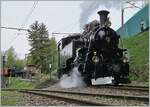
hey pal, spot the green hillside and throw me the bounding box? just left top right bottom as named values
left=121, top=30, right=149, bottom=82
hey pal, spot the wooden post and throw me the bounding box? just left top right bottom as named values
left=49, top=64, right=52, bottom=80
left=2, top=55, right=6, bottom=88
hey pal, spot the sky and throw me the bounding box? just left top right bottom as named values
left=1, top=0, right=145, bottom=59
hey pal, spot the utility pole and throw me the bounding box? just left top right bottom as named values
left=121, top=1, right=142, bottom=26
left=25, top=54, right=27, bottom=66
left=2, top=55, right=6, bottom=88
left=2, top=55, right=6, bottom=75
left=49, top=64, right=52, bottom=80
left=121, top=8, right=124, bottom=26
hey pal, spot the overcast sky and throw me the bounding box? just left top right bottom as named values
left=1, top=0, right=144, bottom=59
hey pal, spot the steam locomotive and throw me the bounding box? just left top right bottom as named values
left=57, top=10, right=130, bottom=85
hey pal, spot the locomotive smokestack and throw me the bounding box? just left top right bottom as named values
left=97, top=10, right=109, bottom=27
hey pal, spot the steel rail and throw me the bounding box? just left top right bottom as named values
left=91, top=85, right=149, bottom=91
left=19, top=90, right=112, bottom=106
left=43, top=90, right=149, bottom=101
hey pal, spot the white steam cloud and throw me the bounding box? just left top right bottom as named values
left=59, top=67, right=86, bottom=88
left=79, top=0, right=134, bottom=30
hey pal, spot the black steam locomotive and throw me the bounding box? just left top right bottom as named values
left=57, top=10, right=130, bottom=85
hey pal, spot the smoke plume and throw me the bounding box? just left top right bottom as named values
left=59, top=67, right=86, bottom=88
left=79, top=0, right=130, bottom=30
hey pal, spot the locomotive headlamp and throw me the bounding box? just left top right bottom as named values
left=123, top=59, right=128, bottom=63
left=93, top=51, right=97, bottom=55
left=92, top=56, right=99, bottom=63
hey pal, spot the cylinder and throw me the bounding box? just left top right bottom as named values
left=97, top=10, right=110, bottom=27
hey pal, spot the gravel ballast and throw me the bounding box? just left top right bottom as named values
left=46, top=84, right=149, bottom=96
left=17, top=93, right=82, bottom=106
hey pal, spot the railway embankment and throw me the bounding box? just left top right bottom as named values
left=121, top=30, right=149, bottom=83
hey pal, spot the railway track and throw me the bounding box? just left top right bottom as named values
left=91, top=85, right=149, bottom=91
left=2, top=88, right=149, bottom=106
left=20, top=90, right=111, bottom=106
left=1, top=88, right=111, bottom=106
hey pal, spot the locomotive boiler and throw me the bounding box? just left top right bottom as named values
left=57, top=10, right=130, bottom=85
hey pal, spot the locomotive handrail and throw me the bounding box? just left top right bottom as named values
left=119, top=35, right=124, bottom=50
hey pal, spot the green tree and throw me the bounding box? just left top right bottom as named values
left=49, top=37, right=58, bottom=71
left=5, top=46, right=26, bottom=70
left=15, top=59, right=25, bottom=70
left=27, top=21, right=50, bottom=73
left=5, top=47, right=16, bottom=68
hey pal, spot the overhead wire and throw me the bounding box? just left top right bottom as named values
left=21, top=1, right=38, bottom=28
left=6, top=1, right=38, bottom=50
left=53, top=2, right=100, bottom=39
left=52, top=21, right=80, bottom=39
left=0, top=26, right=28, bottom=31
left=52, top=2, right=85, bottom=36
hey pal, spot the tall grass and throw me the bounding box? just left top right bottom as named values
left=121, top=31, right=149, bottom=82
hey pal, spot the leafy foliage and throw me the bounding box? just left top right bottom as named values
left=15, top=59, right=26, bottom=69
left=4, top=46, right=25, bottom=70
left=5, top=47, right=16, bottom=68
left=49, top=37, right=58, bottom=71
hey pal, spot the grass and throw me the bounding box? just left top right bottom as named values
left=3, top=70, right=58, bottom=89
left=34, top=71, right=58, bottom=88
left=1, top=77, right=36, bottom=106
left=4, top=70, right=58, bottom=89
left=1, top=73, right=57, bottom=106
left=6, top=77, right=35, bottom=89
left=120, top=30, right=149, bottom=82
left=1, top=91, right=22, bottom=106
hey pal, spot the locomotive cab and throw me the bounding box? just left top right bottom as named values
left=57, top=34, right=84, bottom=78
